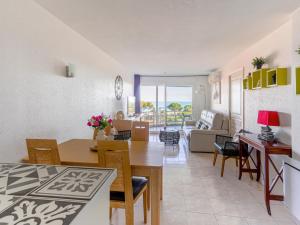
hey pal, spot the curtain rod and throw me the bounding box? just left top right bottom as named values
left=140, top=74, right=209, bottom=78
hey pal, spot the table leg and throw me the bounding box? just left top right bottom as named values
left=151, top=168, right=160, bottom=225
left=239, top=141, right=243, bottom=180
left=256, top=150, right=261, bottom=182
left=159, top=167, right=163, bottom=200
left=264, top=152, right=271, bottom=215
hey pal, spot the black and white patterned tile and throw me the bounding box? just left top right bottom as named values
left=0, top=164, right=18, bottom=176
left=0, top=164, right=65, bottom=196
left=30, top=168, right=113, bottom=200
left=0, top=197, right=85, bottom=225
left=0, top=195, right=20, bottom=214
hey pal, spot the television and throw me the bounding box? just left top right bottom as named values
left=127, top=96, right=136, bottom=116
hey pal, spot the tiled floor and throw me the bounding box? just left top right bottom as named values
left=110, top=135, right=300, bottom=225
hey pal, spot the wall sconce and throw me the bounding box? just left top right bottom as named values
left=66, top=64, right=75, bottom=77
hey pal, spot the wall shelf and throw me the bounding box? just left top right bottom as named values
left=296, top=67, right=300, bottom=95
left=243, top=76, right=252, bottom=90
left=252, top=69, right=269, bottom=89
left=243, top=68, right=288, bottom=91
left=266, top=68, right=287, bottom=87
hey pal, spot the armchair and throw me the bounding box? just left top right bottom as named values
left=213, top=133, right=253, bottom=178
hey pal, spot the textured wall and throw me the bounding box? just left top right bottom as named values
left=291, top=9, right=300, bottom=159
left=0, top=0, right=132, bottom=161
left=211, top=21, right=293, bottom=144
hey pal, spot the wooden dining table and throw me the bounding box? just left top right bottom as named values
left=24, top=139, right=164, bottom=225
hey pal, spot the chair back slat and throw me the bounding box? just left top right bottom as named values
left=131, top=121, right=149, bottom=141
left=113, top=119, right=132, bottom=132
left=26, top=139, right=61, bottom=165
left=98, top=141, right=132, bottom=195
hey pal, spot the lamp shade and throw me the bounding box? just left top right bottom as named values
left=257, top=110, right=280, bottom=126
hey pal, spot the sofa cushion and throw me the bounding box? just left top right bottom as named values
left=200, top=110, right=224, bottom=130
left=200, top=124, right=209, bottom=130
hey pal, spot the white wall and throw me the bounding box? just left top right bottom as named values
left=291, top=8, right=300, bottom=160
left=0, top=0, right=132, bottom=162
left=212, top=21, right=293, bottom=144
left=140, top=76, right=210, bottom=120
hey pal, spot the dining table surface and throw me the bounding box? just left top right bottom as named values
left=57, top=139, right=164, bottom=168
left=23, top=139, right=165, bottom=225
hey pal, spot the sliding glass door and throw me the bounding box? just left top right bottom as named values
left=140, top=85, right=192, bottom=128
left=166, top=86, right=192, bottom=126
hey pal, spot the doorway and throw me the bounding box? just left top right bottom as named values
left=229, top=69, right=244, bottom=135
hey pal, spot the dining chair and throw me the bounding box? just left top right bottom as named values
left=115, top=111, right=125, bottom=120
left=26, top=139, right=61, bottom=165
left=97, top=140, right=148, bottom=225
left=131, top=121, right=149, bottom=141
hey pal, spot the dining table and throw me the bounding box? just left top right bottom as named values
left=23, top=139, right=164, bottom=225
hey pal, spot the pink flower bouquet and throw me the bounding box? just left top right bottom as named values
left=87, top=113, right=113, bottom=130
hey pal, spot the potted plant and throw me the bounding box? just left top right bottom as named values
left=296, top=47, right=300, bottom=55
left=87, top=113, right=113, bottom=140
left=252, top=57, right=266, bottom=70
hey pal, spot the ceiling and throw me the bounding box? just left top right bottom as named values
left=34, top=0, right=300, bottom=75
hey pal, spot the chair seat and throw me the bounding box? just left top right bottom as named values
left=110, top=177, right=148, bottom=201
left=214, top=143, right=239, bottom=156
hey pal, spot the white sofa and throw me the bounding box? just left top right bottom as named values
left=184, top=110, right=229, bottom=152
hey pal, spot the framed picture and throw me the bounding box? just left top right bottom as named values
left=212, top=81, right=221, bottom=104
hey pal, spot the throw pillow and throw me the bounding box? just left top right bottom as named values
left=200, top=124, right=208, bottom=130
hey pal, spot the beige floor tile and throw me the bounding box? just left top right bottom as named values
left=246, top=218, right=278, bottom=225
left=185, top=197, right=214, bottom=213
left=215, top=215, right=248, bottom=225
left=161, top=211, right=188, bottom=225
left=110, top=137, right=296, bottom=225
left=186, top=212, right=218, bottom=225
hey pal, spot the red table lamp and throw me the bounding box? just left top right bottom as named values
left=257, top=110, right=280, bottom=141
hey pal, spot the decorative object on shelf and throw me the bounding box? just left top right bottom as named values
left=66, top=63, right=75, bottom=77
left=296, top=47, right=300, bottom=55
left=252, top=69, right=269, bottom=89
left=87, top=114, right=113, bottom=140
left=271, top=73, right=276, bottom=84
left=208, top=71, right=221, bottom=104
left=115, top=75, right=123, bottom=100
left=252, top=57, right=266, bottom=70
left=257, top=110, right=280, bottom=141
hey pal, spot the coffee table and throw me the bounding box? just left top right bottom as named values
left=159, top=129, right=180, bottom=146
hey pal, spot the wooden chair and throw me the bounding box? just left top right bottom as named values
left=131, top=121, right=149, bottom=141
left=112, top=119, right=132, bottom=133
left=98, top=140, right=148, bottom=225
left=115, top=111, right=125, bottom=120
left=26, top=139, right=61, bottom=165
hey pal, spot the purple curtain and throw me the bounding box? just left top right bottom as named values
left=134, top=74, right=141, bottom=114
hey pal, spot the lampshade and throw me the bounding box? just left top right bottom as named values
left=257, top=110, right=280, bottom=126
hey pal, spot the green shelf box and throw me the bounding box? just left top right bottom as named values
left=296, top=67, right=300, bottom=95
left=267, top=68, right=288, bottom=87
left=252, top=69, right=269, bottom=89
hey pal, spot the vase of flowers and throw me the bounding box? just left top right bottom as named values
left=87, top=114, right=113, bottom=140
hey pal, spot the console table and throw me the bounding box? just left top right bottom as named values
left=238, top=133, right=292, bottom=215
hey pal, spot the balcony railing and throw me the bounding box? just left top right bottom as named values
left=141, top=110, right=192, bottom=127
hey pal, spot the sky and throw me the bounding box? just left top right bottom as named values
left=140, top=86, right=192, bottom=102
